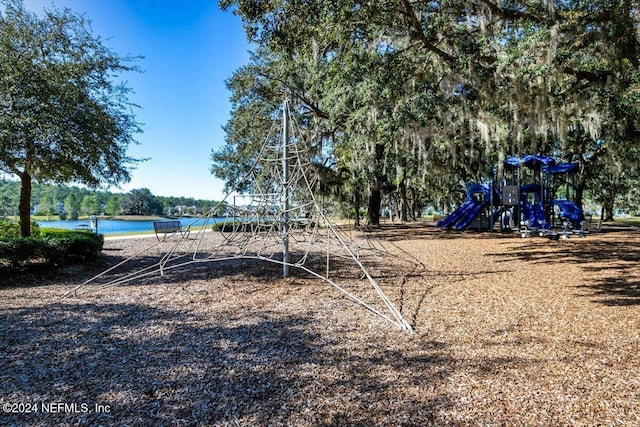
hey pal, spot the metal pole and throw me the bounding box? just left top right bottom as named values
left=489, top=179, right=493, bottom=231
left=90, top=215, right=98, bottom=234
left=282, top=98, right=290, bottom=277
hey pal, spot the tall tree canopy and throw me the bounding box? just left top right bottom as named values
left=215, top=0, right=640, bottom=223
left=0, top=0, right=142, bottom=236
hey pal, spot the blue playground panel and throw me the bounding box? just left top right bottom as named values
left=553, top=199, right=584, bottom=226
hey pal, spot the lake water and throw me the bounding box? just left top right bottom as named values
left=36, top=217, right=222, bottom=236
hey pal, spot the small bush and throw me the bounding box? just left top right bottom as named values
left=0, top=220, right=40, bottom=238
left=0, top=240, right=11, bottom=260
left=211, top=221, right=237, bottom=232
left=39, top=228, right=91, bottom=238
left=30, top=221, right=40, bottom=236
left=39, top=238, right=67, bottom=264
left=64, top=233, right=104, bottom=261
left=0, top=237, right=40, bottom=267
left=14, top=237, right=41, bottom=265
left=211, top=221, right=254, bottom=232
left=0, top=221, right=20, bottom=238
left=0, top=231, right=103, bottom=267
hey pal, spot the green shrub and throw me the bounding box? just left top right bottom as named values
left=64, top=233, right=104, bottom=261
left=42, top=233, right=104, bottom=263
left=0, top=231, right=103, bottom=267
left=0, top=240, right=11, bottom=261
left=211, top=221, right=251, bottom=232
left=14, top=237, right=41, bottom=265
left=39, top=238, right=67, bottom=264
left=0, top=221, right=40, bottom=238
left=0, top=221, right=20, bottom=238
left=0, top=237, right=40, bottom=267
left=39, top=228, right=91, bottom=238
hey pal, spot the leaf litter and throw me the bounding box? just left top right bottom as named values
left=1, top=225, right=639, bottom=426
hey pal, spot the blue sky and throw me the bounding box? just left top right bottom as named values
left=24, top=0, right=251, bottom=201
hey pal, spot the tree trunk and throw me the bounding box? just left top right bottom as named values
left=367, top=142, right=385, bottom=226
left=574, top=182, right=584, bottom=213
left=409, top=186, right=418, bottom=220
left=368, top=188, right=381, bottom=226
left=573, top=156, right=588, bottom=215
left=18, top=172, right=32, bottom=237
left=394, top=141, right=408, bottom=222
left=398, top=180, right=408, bottom=222
left=601, top=201, right=615, bottom=222
left=354, top=190, right=361, bottom=227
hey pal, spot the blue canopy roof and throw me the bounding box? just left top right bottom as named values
left=505, top=155, right=556, bottom=169
left=543, top=162, right=579, bottom=174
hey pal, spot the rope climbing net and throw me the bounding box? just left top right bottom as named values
left=66, top=100, right=418, bottom=333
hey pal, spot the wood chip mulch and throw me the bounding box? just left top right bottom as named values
left=1, top=224, right=639, bottom=426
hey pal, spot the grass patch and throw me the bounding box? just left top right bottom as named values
left=609, top=216, right=640, bottom=226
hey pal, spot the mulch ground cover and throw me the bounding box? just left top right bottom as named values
left=1, top=224, right=639, bottom=426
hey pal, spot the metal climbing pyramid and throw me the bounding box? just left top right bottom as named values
left=68, top=100, right=414, bottom=333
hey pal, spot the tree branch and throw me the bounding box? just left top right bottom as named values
left=562, top=67, right=610, bottom=84
left=398, top=0, right=456, bottom=66
left=256, top=70, right=331, bottom=119
left=295, top=91, right=330, bottom=119
left=479, top=0, right=547, bottom=24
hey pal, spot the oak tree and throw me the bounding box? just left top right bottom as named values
left=0, top=0, right=142, bottom=236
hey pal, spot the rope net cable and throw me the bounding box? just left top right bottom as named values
left=65, top=101, right=417, bottom=333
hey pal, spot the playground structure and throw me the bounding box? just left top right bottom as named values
left=66, top=99, right=418, bottom=333
left=437, top=155, right=591, bottom=238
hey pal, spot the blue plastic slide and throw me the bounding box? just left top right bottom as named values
left=436, top=200, right=474, bottom=228
left=437, top=200, right=485, bottom=229
left=454, top=201, right=485, bottom=230
left=553, top=200, right=584, bottom=227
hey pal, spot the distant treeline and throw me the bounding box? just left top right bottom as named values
left=0, top=179, right=223, bottom=219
